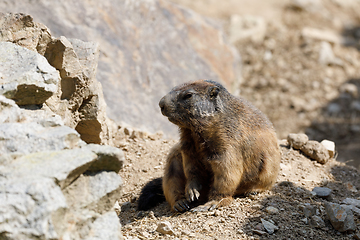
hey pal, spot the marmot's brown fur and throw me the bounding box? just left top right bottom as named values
left=138, top=80, right=281, bottom=212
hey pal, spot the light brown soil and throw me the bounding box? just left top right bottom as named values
left=117, top=135, right=360, bottom=239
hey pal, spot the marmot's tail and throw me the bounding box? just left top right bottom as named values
left=137, top=177, right=165, bottom=211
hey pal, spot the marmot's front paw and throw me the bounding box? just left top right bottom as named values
left=173, top=199, right=191, bottom=212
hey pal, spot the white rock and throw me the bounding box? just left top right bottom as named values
left=340, top=83, right=358, bottom=98
left=229, top=15, right=266, bottom=44
left=320, top=140, right=335, bottom=158
left=156, top=221, right=175, bottom=235
left=302, top=27, right=343, bottom=44
left=261, top=218, right=278, bottom=234
left=318, top=41, right=343, bottom=66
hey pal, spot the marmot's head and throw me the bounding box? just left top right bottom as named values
left=159, top=80, right=228, bottom=129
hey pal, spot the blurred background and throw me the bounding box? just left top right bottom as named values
left=171, top=0, right=360, bottom=168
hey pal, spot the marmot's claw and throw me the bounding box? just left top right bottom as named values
left=173, top=199, right=190, bottom=212
left=186, top=188, right=200, bottom=202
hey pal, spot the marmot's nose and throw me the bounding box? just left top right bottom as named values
left=159, top=97, right=166, bottom=115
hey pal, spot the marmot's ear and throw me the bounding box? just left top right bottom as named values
left=209, top=86, right=220, bottom=98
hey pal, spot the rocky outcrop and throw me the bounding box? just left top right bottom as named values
left=0, top=14, right=124, bottom=239
left=1, top=13, right=115, bottom=144
left=0, top=97, right=124, bottom=240
left=0, top=0, right=241, bottom=137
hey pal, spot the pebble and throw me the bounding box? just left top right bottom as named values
left=301, top=218, right=308, bottom=224
left=261, top=218, right=279, bottom=234
left=342, top=198, right=360, bottom=208
left=324, top=202, right=356, bottom=232
left=300, top=204, right=317, bottom=217
left=320, top=139, right=335, bottom=158
left=287, top=133, right=308, bottom=150
left=309, top=215, right=326, bottom=229
left=301, top=27, right=343, bottom=44
left=265, top=206, right=279, bottom=214
left=253, top=229, right=267, bottom=235
left=318, top=41, right=343, bottom=66
left=311, top=187, right=332, bottom=198
left=340, top=83, right=358, bottom=98
left=156, top=221, right=175, bottom=235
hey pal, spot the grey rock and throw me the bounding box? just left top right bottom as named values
left=324, top=202, right=356, bottom=232
left=301, top=203, right=317, bottom=217
left=342, top=198, right=360, bottom=208
left=85, top=211, right=123, bottom=240
left=1, top=148, right=97, bottom=189
left=312, top=187, right=332, bottom=198
left=265, top=206, right=279, bottom=214
left=0, top=0, right=241, bottom=138
left=0, top=42, right=60, bottom=105
left=0, top=177, right=67, bottom=240
left=261, top=218, right=279, bottom=234
left=84, top=144, right=125, bottom=173
left=0, top=122, right=85, bottom=156
left=287, top=133, right=309, bottom=150
left=63, top=171, right=122, bottom=213
left=301, top=140, right=330, bottom=164
left=253, top=229, right=267, bottom=235
left=0, top=95, right=23, bottom=123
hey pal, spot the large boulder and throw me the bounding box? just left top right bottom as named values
left=0, top=0, right=241, bottom=137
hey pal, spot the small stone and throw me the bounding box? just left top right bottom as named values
left=301, top=140, right=330, bottom=164
left=302, top=204, right=317, bottom=217
left=156, top=221, right=175, bottom=235
left=309, top=215, right=325, bottom=229
left=253, top=229, right=267, bottom=235
left=148, top=211, right=156, bottom=220
left=342, top=198, right=360, bottom=208
left=301, top=27, right=343, bottom=44
left=340, top=83, right=358, bottom=98
left=318, top=41, right=343, bottom=66
left=287, top=133, right=308, bottom=150
left=265, top=206, right=279, bottom=214
left=324, top=202, right=356, bottom=232
left=320, top=140, right=335, bottom=158
left=312, top=187, right=332, bottom=198
left=261, top=218, right=278, bottom=234
left=301, top=218, right=308, bottom=224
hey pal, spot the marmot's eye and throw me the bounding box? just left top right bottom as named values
left=182, top=93, right=192, bottom=100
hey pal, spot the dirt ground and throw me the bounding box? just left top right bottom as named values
left=117, top=135, right=360, bottom=239
left=115, top=0, right=360, bottom=239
